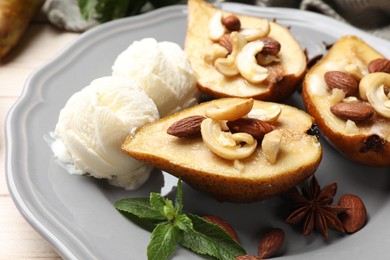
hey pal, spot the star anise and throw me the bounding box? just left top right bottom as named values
left=285, top=176, right=348, bottom=238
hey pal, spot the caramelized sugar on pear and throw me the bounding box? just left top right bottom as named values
left=302, top=35, right=390, bottom=166
left=123, top=98, right=322, bottom=202
left=185, top=0, right=307, bottom=101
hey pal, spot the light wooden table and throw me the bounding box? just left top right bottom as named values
left=0, top=21, right=80, bottom=259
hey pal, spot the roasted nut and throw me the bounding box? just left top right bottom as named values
left=359, top=72, right=390, bottom=118
left=368, top=58, right=390, bottom=73
left=219, top=34, right=232, bottom=54
left=330, top=102, right=375, bottom=122
left=206, top=98, right=254, bottom=121
left=324, top=71, right=358, bottom=96
left=222, top=15, right=241, bottom=31
left=215, top=31, right=247, bottom=76
left=237, top=40, right=268, bottom=83
left=338, top=194, right=367, bottom=233
left=260, top=37, right=281, bottom=56
left=240, top=19, right=270, bottom=42
left=261, top=130, right=282, bottom=164
left=227, top=118, right=275, bottom=140
left=167, top=115, right=206, bottom=137
left=208, top=11, right=226, bottom=41
left=201, top=118, right=257, bottom=160
left=248, top=105, right=282, bottom=123
left=203, top=215, right=239, bottom=241
left=258, top=228, right=285, bottom=259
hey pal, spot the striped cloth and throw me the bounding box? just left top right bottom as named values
left=43, top=0, right=390, bottom=41
left=254, top=0, right=390, bottom=40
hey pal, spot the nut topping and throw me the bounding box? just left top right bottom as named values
left=359, top=72, right=390, bottom=118
left=259, top=37, right=281, bottom=56
left=337, top=194, right=367, bottom=233
left=324, top=71, right=358, bottom=96
left=368, top=58, right=390, bottom=73
left=237, top=40, right=268, bottom=83
left=206, top=98, right=254, bottom=121
left=222, top=15, right=241, bottom=32
left=167, top=115, right=206, bottom=138
left=330, top=102, right=374, bottom=122
left=201, top=118, right=257, bottom=160
left=227, top=118, right=275, bottom=140
left=219, top=34, right=232, bottom=54
left=261, top=130, right=282, bottom=164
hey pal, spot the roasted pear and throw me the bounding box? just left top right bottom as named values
left=122, top=98, right=322, bottom=203
left=184, top=0, right=307, bottom=101
left=302, top=35, right=390, bottom=167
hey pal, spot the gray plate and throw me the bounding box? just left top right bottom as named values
left=6, top=3, right=390, bottom=260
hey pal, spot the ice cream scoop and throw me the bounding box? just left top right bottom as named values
left=112, top=38, right=199, bottom=117
left=52, top=76, right=159, bottom=189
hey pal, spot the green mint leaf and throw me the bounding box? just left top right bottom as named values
left=174, top=214, right=193, bottom=233
left=147, top=223, right=181, bottom=260
left=174, top=179, right=183, bottom=214
left=164, top=200, right=175, bottom=221
left=150, top=192, right=167, bottom=215
left=78, top=0, right=96, bottom=20
left=180, top=214, right=246, bottom=260
left=94, top=0, right=148, bottom=23
left=114, top=198, right=166, bottom=221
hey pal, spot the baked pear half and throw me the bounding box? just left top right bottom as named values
left=122, top=98, right=322, bottom=202
left=302, top=35, right=390, bottom=167
left=184, top=0, right=307, bottom=101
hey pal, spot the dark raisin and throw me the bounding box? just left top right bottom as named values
left=360, top=135, right=387, bottom=153
left=306, top=124, right=320, bottom=140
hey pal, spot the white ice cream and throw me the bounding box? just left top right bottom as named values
left=52, top=76, right=159, bottom=190
left=112, top=38, right=199, bottom=117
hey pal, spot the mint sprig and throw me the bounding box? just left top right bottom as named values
left=115, top=179, right=246, bottom=260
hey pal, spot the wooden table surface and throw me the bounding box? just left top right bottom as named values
left=0, top=21, right=80, bottom=259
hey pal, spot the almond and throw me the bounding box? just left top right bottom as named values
left=260, top=37, right=281, bottom=56
left=258, top=228, right=285, bottom=259
left=330, top=102, right=374, bottom=122
left=324, top=71, right=358, bottom=96
left=166, top=115, right=206, bottom=138
left=203, top=215, right=239, bottom=242
left=337, top=194, right=367, bottom=233
left=219, top=34, right=232, bottom=54
left=368, top=58, right=390, bottom=73
left=227, top=118, right=276, bottom=140
left=222, top=15, right=241, bottom=31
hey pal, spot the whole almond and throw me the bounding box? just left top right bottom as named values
left=258, top=228, right=285, bottom=259
left=227, top=118, right=276, bottom=140
left=167, top=115, right=206, bottom=138
left=203, top=215, right=239, bottom=242
left=368, top=58, right=390, bottom=73
left=337, top=194, right=367, bottom=233
left=219, top=34, right=233, bottom=54
left=330, top=102, right=374, bottom=122
left=235, top=255, right=259, bottom=260
left=222, top=15, right=241, bottom=31
left=260, top=37, right=281, bottom=56
left=324, top=71, right=358, bottom=96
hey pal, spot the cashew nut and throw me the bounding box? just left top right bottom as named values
left=261, top=130, right=282, bottom=164
left=204, top=43, right=229, bottom=63
left=208, top=11, right=226, bottom=41
left=237, top=40, right=268, bottom=83
left=359, top=72, right=390, bottom=118
left=214, top=32, right=247, bottom=76
left=205, top=98, right=254, bottom=121
left=201, top=118, right=257, bottom=160
left=247, top=105, right=282, bottom=123
left=239, top=19, right=270, bottom=42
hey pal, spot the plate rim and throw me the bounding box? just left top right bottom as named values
left=5, top=3, right=390, bottom=259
